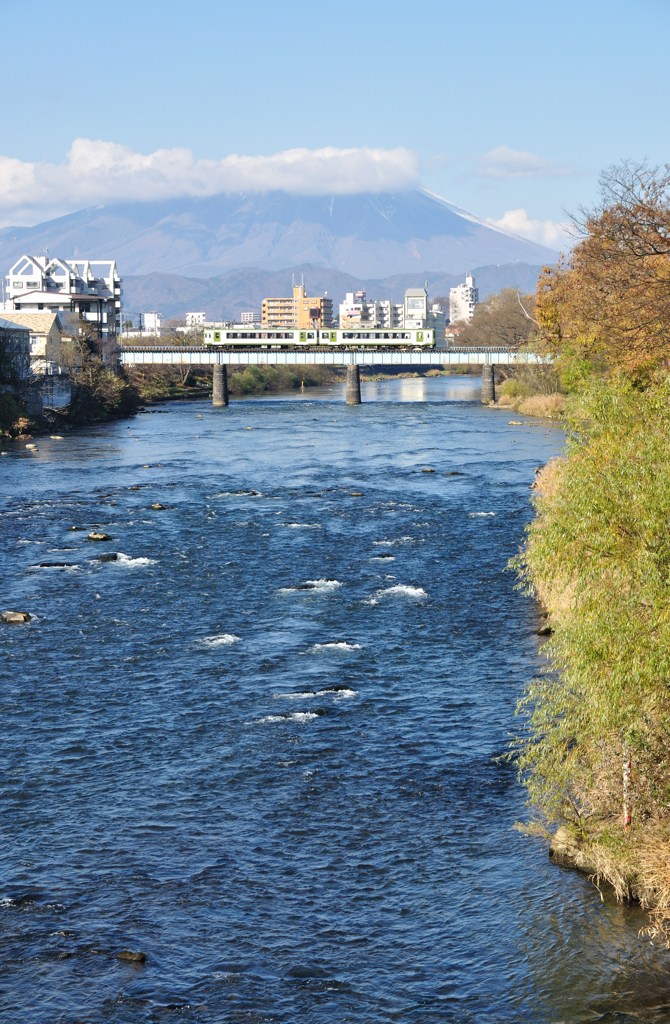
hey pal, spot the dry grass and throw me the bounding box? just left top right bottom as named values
left=636, top=833, right=670, bottom=942
left=517, top=393, right=566, bottom=419
left=532, top=457, right=565, bottom=501
left=493, top=391, right=565, bottom=419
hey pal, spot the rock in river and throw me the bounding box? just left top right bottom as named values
left=116, top=949, right=147, bottom=963
left=2, top=610, right=32, bottom=623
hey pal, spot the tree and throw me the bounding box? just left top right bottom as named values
left=535, top=161, right=670, bottom=384
left=457, top=288, right=537, bottom=349
left=60, top=319, right=139, bottom=417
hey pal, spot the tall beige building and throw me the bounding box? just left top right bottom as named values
left=261, top=283, right=333, bottom=329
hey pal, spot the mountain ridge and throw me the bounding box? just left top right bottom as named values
left=122, top=262, right=547, bottom=321
left=0, top=188, right=556, bottom=281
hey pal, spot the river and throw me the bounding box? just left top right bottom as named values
left=2, top=376, right=670, bottom=1023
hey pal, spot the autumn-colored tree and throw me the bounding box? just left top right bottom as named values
left=535, top=161, right=670, bottom=384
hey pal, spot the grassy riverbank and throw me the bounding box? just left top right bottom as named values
left=515, top=380, right=670, bottom=941
left=512, top=162, right=670, bottom=941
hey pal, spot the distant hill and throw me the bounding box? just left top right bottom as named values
left=0, top=188, right=556, bottom=282
left=122, top=263, right=549, bottom=321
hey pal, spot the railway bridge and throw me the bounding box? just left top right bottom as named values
left=119, top=345, right=550, bottom=406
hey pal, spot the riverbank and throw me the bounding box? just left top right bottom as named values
left=3, top=364, right=467, bottom=439
left=514, top=380, right=670, bottom=943
left=1, top=372, right=142, bottom=440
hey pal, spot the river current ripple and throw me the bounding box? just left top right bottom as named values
left=2, top=377, right=670, bottom=1023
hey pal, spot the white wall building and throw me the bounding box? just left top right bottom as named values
left=338, top=291, right=402, bottom=329
left=404, top=287, right=429, bottom=329
left=240, top=311, right=261, bottom=324
left=185, top=311, right=206, bottom=327
left=3, top=256, right=121, bottom=351
left=375, top=299, right=403, bottom=329
left=449, top=273, right=479, bottom=324
left=140, top=311, right=161, bottom=333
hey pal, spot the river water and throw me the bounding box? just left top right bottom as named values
left=2, top=376, right=670, bottom=1023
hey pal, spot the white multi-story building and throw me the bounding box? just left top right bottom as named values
left=339, top=291, right=374, bottom=327
left=185, top=311, right=206, bottom=328
left=240, top=311, right=261, bottom=324
left=3, top=256, right=121, bottom=353
left=375, top=299, right=403, bottom=329
left=140, top=311, right=161, bottom=334
left=449, top=273, right=479, bottom=324
left=338, top=291, right=402, bottom=329
left=404, top=287, right=430, bottom=329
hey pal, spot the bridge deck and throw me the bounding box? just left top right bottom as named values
left=119, top=346, right=548, bottom=367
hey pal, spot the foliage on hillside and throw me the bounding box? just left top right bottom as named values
left=516, top=162, right=670, bottom=940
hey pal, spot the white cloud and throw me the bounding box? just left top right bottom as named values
left=481, top=146, right=572, bottom=179
left=489, top=208, right=571, bottom=250
left=0, top=141, right=420, bottom=226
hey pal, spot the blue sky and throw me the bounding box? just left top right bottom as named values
left=2, top=0, right=668, bottom=248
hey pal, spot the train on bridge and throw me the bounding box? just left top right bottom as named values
left=203, top=326, right=439, bottom=350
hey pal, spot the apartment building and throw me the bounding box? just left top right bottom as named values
left=449, top=273, right=479, bottom=324
left=262, top=283, right=333, bottom=329
left=339, top=291, right=402, bottom=329
left=140, top=311, right=161, bottom=333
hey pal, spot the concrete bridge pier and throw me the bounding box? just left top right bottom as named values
left=481, top=364, right=496, bottom=404
left=345, top=365, right=362, bottom=405
left=212, top=364, right=229, bottom=407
